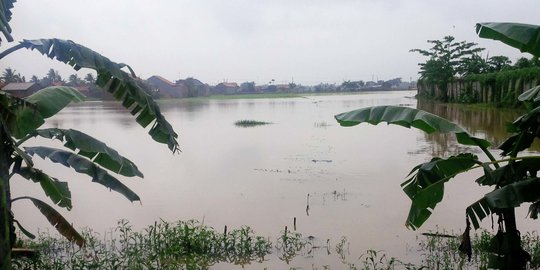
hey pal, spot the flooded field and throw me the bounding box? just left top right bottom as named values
left=11, top=91, right=537, bottom=268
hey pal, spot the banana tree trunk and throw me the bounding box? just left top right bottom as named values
left=0, top=126, right=12, bottom=270
left=497, top=209, right=529, bottom=269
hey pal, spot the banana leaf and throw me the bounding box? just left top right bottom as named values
left=16, top=167, right=72, bottom=210
left=0, top=0, right=15, bottom=43
left=7, top=86, right=85, bottom=138
left=476, top=22, right=540, bottom=57
left=25, top=146, right=140, bottom=202
left=35, top=128, right=143, bottom=177
left=335, top=106, right=490, bottom=148
left=12, top=197, right=85, bottom=247
left=402, top=153, right=478, bottom=229
left=20, top=39, right=179, bottom=153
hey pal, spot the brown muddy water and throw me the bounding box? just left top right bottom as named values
left=10, top=91, right=538, bottom=268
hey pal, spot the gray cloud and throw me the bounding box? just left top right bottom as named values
left=2, top=0, right=538, bottom=85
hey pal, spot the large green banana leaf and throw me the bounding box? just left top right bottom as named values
left=35, top=128, right=143, bottom=177
left=476, top=22, right=540, bottom=57
left=402, top=153, right=478, bottom=229
left=334, top=106, right=490, bottom=148
left=467, top=177, right=540, bottom=230
left=7, top=86, right=85, bottom=138
left=19, top=39, right=179, bottom=153
left=0, top=0, right=15, bottom=43
left=17, top=167, right=72, bottom=210
left=24, top=146, right=140, bottom=202
left=12, top=197, right=85, bottom=247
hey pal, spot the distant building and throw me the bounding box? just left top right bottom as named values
left=146, top=75, right=187, bottom=98
left=275, top=84, right=290, bottom=92
left=178, top=78, right=210, bottom=97
left=212, top=82, right=239, bottom=95
left=1, top=82, right=42, bottom=98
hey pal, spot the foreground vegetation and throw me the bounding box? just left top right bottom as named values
left=335, top=23, right=540, bottom=269
left=11, top=219, right=540, bottom=269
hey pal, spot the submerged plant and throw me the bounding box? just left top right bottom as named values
left=234, top=119, right=273, bottom=127
left=12, top=219, right=273, bottom=269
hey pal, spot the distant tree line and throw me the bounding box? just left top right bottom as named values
left=411, top=35, right=540, bottom=101
left=1, top=67, right=107, bottom=98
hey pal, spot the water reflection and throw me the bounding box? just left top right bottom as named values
left=415, top=99, right=532, bottom=157
left=20, top=91, right=540, bottom=268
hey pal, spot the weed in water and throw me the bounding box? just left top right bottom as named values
left=234, top=119, right=273, bottom=127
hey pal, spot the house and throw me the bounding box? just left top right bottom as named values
left=178, top=77, right=210, bottom=97
left=146, top=75, right=187, bottom=98
left=212, top=82, right=239, bottom=95
left=1, top=82, right=42, bottom=98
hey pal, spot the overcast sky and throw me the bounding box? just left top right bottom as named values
left=2, top=0, right=539, bottom=85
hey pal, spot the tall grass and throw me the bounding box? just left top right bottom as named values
left=12, top=221, right=540, bottom=269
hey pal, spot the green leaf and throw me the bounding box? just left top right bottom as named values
left=14, top=197, right=84, bottom=247
left=13, top=219, right=35, bottom=239
left=20, top=38, right=179, bottom=153
left=25, top=86, right=85, bottom=118
left=484, top=178, right=540, bottom=209
left=24, top=146, right=140, bottom=202
left=528, top=201, right=540, bottom=219
left=334, top=106, right=490, bottom=148
left=401, top=153, right=479, bottom=229
left=476, top=22, right=540, bottom=57
left=0, top=0, right=15, bottom=43
left=498, top=133, right=535, bottom=156
left=7, top=86, right=85, bottom=138
left=36, top=128, right=143, bottom=177
left=16, top=167, right=72, bottom=210
left=466, top=197, right=493, bottom=229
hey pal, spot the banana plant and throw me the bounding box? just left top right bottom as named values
left=0, top=1, right=179, bottom=268
left=335, top=23, right=540, bottom=270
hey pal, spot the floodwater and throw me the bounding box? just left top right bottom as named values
left=11, top=91, right=538, bottom=268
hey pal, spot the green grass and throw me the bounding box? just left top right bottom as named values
left=12, top=221, right=540, bottom=269
left=234, top=119, right=273, bottom=127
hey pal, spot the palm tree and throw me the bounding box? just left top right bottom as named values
left=1, top=67, right=21, bottom=84
left=67, top=74, right=81, bottom=86
left=84, top=73, right=95, bottom=85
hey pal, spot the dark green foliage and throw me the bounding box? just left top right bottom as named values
left=411, top=36, right=485, bottom=101
left=12, top=220, right=274, bottom=269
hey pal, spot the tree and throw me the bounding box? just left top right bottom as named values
left=30, top=75, right=38, bottom=83
left=411, top=36, right=485, bottom=101
left=340, top=80, right=364, bottom=91
left=457, top=54, right=489, bottom=76
left=334, top=22, right=540, bottom=270
left=240, top=81, right=255, bottom=93
left=46, top=68, right=62, bottom=84
left=514, top=57, right=532, bottom=69
left=1, top=68, right=21, bottom=84
left=67, top=74, right=82, bottom=86
left=84, top=73, right=95, bottom=85
left=0, top=3, right=179, bottom=269
left=487, top=55, right=512, bottom=72
left=382, top=78, right=402, bottom=89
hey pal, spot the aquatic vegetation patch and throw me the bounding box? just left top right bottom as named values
left=11, top=221, right=540, bottom=269
left=234, top=119, right=273, bottom=127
